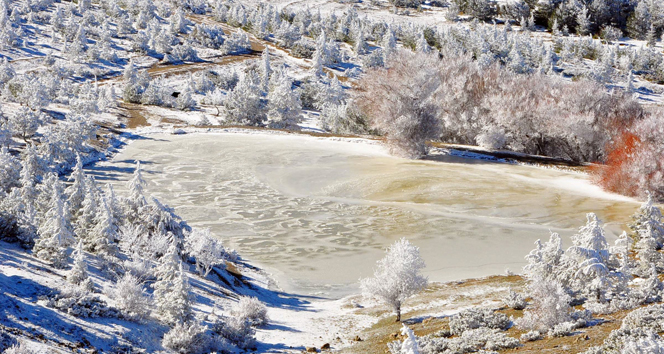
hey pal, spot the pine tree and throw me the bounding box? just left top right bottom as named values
left=629, top=192, right=664, bottom=246
left=311, top=38, right=325, bottom=77
left=35, top=183, right=74, bottom=268
left=126, top=160, right=147, bottom=220
left=576, top=6, right=591, bottom=36
left=66, top=154, right=86, bottom=217
left=267, top=76, right=302, bottom=130
left=90, top=196, right=119, bottom=258
left=260, top=48, right=271, bottom=93
left=67, top=241, right=94, bottom=291
left=382, top=28, right=397, bottom=62
left=154, top=245, right=192, bottom=325
left=415, top=32, right=430, bottom=53
left=223, top=71, right=267, bottom=126
left=77, top=176, right=100, bottom=241
left=399, top=324, right=420, bottom=354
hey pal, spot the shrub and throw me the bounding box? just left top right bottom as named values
left=502, top=289, right=527, bottom=310
left=107, top=273, right=150, bottom=321
left=162, top=321, right=210, bottom=354
left=449, top=308, right=511, bottom=336
left=213, top=316, right=256, bottom=350
left=231, top=297, right=268, bottom=327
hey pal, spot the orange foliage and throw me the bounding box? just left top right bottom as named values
left=590, top=131, right=641, bottom=197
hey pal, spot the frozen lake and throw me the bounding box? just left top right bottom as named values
left=90, top=132, right=639, bottom=298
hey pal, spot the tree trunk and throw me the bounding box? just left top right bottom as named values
left=396, top=301, right=401, bottom=322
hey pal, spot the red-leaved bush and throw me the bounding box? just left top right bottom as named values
left=591, top=108, right=664, bottom=200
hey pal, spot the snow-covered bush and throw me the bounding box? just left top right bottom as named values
left=418, top=327, right=519, bottom=353
left=516, top=278, right=571, bottom=332
left=162, top=321, right=210, bottom=354
left=184, top=228, right=226, bottom=277
left=388, top=324, right=421, bottom=354
left=48, top=290, right=117, bottom=318
left=2, top=341, right=35, bottom=354
left=520, top=330, right=541, bottom=342
left=449, top=308, right=511, bottom=336
left=230, top=297, right=268, bottom=327
left=107, top=273, right=150, bottom=321
left=361, top=238, right=427, bottom=321
left=213, top=316, right=256, bottom=350
left=502, top=289, right=526, bottom=310
left=476, top=126, right=507, bottom=150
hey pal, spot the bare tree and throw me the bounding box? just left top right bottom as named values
left=355, top=50, right=442, bottom=159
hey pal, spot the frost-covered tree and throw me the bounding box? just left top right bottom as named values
left=90, top=196, right=119, bottom=258
left=9, top=107, right=42, bottom=142
left=516, top=278, right=571, bottom=331
left=360, top=238, right=428, bottom=322
left=577, top=6, right=591, bottom=35
left=629, top=192, right=664, bottom=246
left=66, top=154, right=86, bottom=216
left=395, top=324, right=421, bottom=354
left=355, top=50, right=441, bottom=159
left=223, top=71, right=267, bottom=126
left=125, top=160, right=147, bottom=221
left=184, top=228, right=226, bottom=277
left=154, top=245, right=193, bottom=325
left=108, top=273, right=150, bottom=321
left=267, top=76, right=302, bottom=130
left=67, top=241, right=94, bottom=291
left=0, top=146, right=20, bottom=193
left=260, top=48, right=271, bottom=93
left=34, top=183, right=74, bottom=268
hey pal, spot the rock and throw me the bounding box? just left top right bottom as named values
left=306, top=346, right=317, bottom=352
left=391, top=332, right=399, bottom=338
left=353, top=335, right=363, bottom=342
left=171, top=128, right=186, bottom=135
left=321, top=343, right=330, bottom=350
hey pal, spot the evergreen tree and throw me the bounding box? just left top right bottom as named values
left=154, top=245, right=192, bottom=325
left=35, top=183, right=74, bottom=268
left=223, top=71, right=267, bottom=126
left=66, top=154, right=86, bottom=217
left=260, top=48, right=271, bottom=93
left=629, top=192, right=664, bottom=246
left=267, top=76, right=302, bottom=130
left=67, top=241, right=94, bottom=291
left=576, top=6, right=591, bottom=36
left=90, top=196, right=119, bottom=258
left=126, top=160, right=147, bottom=221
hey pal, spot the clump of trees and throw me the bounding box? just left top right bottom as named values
left=356, top=49, right=641, bottom=163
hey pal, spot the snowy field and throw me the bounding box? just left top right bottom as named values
left=88, top=132, right=640, bottom=298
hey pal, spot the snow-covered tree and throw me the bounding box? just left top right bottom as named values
left=184, top=228, right=226, bottom=277
left=629, top=192, right=664, bottom=246
left=154, top=245, right=193, bottom=325
left=355, top=50, right=441, bottom=158
left=67, top=241, right=94, bottom=291
left=125, top=160, right=147, bottom=221
left=66, top=154, right=86, bottom=216
left=260, top=48, right=271, bottom=93
left=34, top=182, right=74, bottom=268
left=9, top=107, right=42, bottom=142
left=89, top=196, right=119, bottom=258
left=396, top=324, right=421, bottom=354
left=108, top=273, right=150, bottom=321
left=223, top=71, right=267, bottom=126
left=360, top=238, right=428, bottom=322
left=267, top=76, right=302, bottom=130
left=516, top=278, right=571, bottom=331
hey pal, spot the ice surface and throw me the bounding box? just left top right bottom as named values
left=89, top=132, right=640, bottom=298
